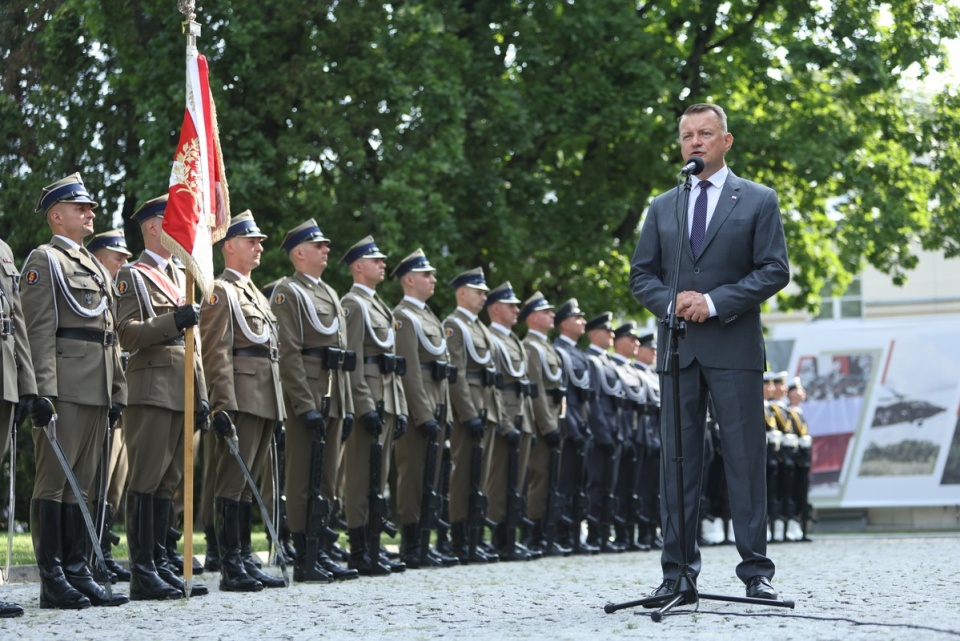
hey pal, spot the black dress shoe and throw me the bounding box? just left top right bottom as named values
left=746, top=575, right=778, bottom=600
left=643, top=579, right=676, bottom=608
left=0, top=601, right=24, bottom=618
left=643, top=578, right=698, bottom=608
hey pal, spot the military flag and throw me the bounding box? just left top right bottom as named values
left=162, top=46, right=230, bottom=299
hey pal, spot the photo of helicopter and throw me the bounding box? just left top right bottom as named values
left=871, top=390, right=947, bottom=427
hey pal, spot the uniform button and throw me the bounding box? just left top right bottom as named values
left=694, top=268, right=701, bottom=274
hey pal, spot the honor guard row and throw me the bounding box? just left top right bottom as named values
left=2, top=172, right=812, bottom=617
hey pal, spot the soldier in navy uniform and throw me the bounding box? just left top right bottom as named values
left=785, top=379, right=813, bottom=541
left=583, top=312, right=625, bottom=553
left=552, top=299, right=598, bottom=554
left=339, top=236, right=408, bottom=576
left=270, top=219, right=358, bottom=582
left=115, top=195, right=209, bottom=599
left=21, top=173, right=128, bottom=608
left=634, top=332, right=662, bottom=549
left=1, top=234, right=37, bottom=618
left=201, top=211, right=286, bottom=592
left=610, top=321, right=649, bottom=551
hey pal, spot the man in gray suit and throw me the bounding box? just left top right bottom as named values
left=629, top=103, right=790, bottom=601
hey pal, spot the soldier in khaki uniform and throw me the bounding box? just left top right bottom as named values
left=87, top=229, right=133, bottom=583
left=484, top=282, right=538, bottom=561
left=201, top=211, right=286, bottom=592
left=1, top=235, right=38, bottom=618
left=390, top=249, right=457, bottom=569
left=21, top=173, right=128, bottom=609
left=442, top=267, right=501, bottom=564
left=115, top=195, right=210, bottom=599
left=339, top=236, right=408, bottom=576
left=270, top=219, right=357, bottom=582
left=519, top=292, right=566, bottom=557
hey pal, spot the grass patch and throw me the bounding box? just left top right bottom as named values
left=3, top=528, right=402, bottom=566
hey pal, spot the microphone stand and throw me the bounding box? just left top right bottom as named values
left=604, top=169, right=795, bottom=622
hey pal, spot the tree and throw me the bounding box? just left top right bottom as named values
left=1, top=0, right=959, bottom=320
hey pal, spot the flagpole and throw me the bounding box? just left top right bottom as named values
left=178, top=0, right=200, bottom=599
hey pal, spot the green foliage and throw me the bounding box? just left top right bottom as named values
left=1, top=0, right=959, bottom=321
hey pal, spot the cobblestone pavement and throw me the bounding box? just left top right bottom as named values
left=2, top=533, right=959, bottom=640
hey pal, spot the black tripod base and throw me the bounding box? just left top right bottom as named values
left=604, top=585, right=795, bottom=622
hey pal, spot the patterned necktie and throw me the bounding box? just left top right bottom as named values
left=690, top=181, right=710, bottom=259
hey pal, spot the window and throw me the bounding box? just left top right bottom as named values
left=816, top=276, right=862, bottom=320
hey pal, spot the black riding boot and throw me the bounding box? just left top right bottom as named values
left=61, top=502, right=128, bottom=606
left=154, top=497, right=207, bottom=596
left=32, top=499, right=90, bottom=609
left=165, top=524, right=185, bottom=574
left=203, top=525, right=221, bottom=571
left=347, top=526, right=390, bottom=576
left=216, top=497, right=262, bottom=592
left=99, top=502, right=129, bottom=582
left=126, top=492, right=181, bottom=601
left=291, top=532, right=334, bottom=583
left=239, top=501, right=285, bottom=588
left=316, top=530, right=358, bottom=580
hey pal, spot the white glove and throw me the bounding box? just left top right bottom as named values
left=766, top=429, right=783, bottom=450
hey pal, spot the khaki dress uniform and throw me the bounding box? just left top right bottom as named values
left=201, top=220, right=286, bottom=592
left=0, top=237, right=37, bottom=468
left=340, top=286, right=407, bottom=523
left=1, top=237, right=36, bottom=618
left=273, top=272, right=352, bottom=529
left=22, top=222, right=128, bottom=608
left=442, top=270, right=502, bottom=562
left=485, top=321, right=534, bottom=527
left=116, top=232, right=210, bottom=599
left=522, top=326, right=564, bottom=526
left=392, top=282, right=454, bottom=566
left=271, top=237, right=358, bottom=580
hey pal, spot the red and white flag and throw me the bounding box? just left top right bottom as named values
left=162, top=49, right=230, bottom=298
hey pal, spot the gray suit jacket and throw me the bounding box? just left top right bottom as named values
left=629, top=169, right=789, bottom=371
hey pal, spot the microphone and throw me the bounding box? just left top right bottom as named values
left=679, top=157, right=705, bottom=176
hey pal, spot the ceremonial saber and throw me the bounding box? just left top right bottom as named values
left=41, top=412, right=113, bottom=598
left=93, top=416, right=112, bottom=568
left=218, top=412, right=291, bottom=587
